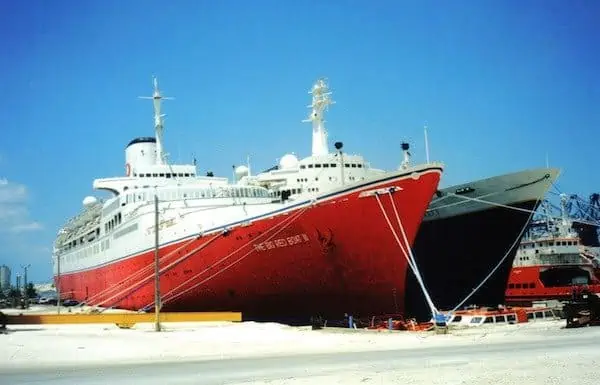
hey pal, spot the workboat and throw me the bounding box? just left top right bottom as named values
left=505, top=194, right=600, bottom=306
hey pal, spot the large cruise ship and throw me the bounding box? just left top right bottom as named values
left=52, top=78, right=444, bottom=321
left=244, top=78, right=559, bottom=320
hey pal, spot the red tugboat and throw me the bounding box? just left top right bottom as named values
left=505, top=194, right=600, bottom=306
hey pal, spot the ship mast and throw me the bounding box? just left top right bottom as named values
left=139, top=76, right=174, bottom=165
left=303, top=78, right=335, bottom=156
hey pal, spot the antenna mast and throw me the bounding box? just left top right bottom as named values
left=139, top=76, right=174, bottom=165
left=302, top=78, right=335, bottom=156
left=424, top=122, right=430, bottom=163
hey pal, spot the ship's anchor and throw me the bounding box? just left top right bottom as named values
left=315, top=228, right=335, bottom=254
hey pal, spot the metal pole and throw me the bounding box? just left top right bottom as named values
left=424, top=123, right=430, bottom=164
left=57, top=255, right=61, bottom=314
left=22, top=264, right=30, bottom=309
left=339, top=150, right=345, bottom=186
left=15, top=274, right=21, bottom=308
left=154, top=194, right=161, bottom=332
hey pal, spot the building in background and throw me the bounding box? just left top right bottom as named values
left=0, top=265, right=11, bottom=291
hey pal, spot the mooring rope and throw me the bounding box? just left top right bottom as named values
left=373, top=190, right=439, bottom=318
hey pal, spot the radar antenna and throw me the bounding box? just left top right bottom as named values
left=302, top=78, right=335, bottom=156
left=139, top=76, right=174, bottom=165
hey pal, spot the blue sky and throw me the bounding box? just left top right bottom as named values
left=0, top=0, right=598, bottom=282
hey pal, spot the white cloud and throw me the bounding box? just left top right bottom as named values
left=0, top=178, right=27, bottom=203
left=0, top=178, right=43, bottom=233
left=10, top=221, right=44, bottom=233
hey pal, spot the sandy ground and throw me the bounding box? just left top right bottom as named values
left=1, top=305, right=599, bottom=384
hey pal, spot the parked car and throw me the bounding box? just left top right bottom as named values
left=62, top=299, right=79, bottom=307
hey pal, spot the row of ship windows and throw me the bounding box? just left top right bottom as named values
left=64, top=228, right=101, bottom=250
left=63, top=216, right=120, bottom=252
left=520, top=240, right=578, bottom=249
left=454, top=314, right=517, bottom=324
left=105, top=212, right=123, bottom=233
left=62, top=239, right=110, bottom=262
left=133, top=172, right=196, bottom=178
left=455, top=310, right=554, bottom=325
left=300, top=163, right=364, bottom=169
left=123, top=187, right=270, bottom=204
left=296, top=176, right=360, bottom=183
left=272, top=187, right=321, bottom=195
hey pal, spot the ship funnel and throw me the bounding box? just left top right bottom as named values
left=400, top=142, right=411, bottom=170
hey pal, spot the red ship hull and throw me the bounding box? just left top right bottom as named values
left=505, top=265, right=600, bottom=306
left=55, top=167, right=442, bottom=321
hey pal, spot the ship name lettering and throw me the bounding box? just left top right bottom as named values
left=274, top=239, right=288, bottom=247
left=147, top=218, right=176, bottom=235
left=253, top=233, right=310, bottom=252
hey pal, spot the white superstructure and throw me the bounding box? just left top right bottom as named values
left=237, top=78, right=389, bottom=200
left=513, top=195, right=600, bottom=269
left=53, top=78, right=277, bottom=277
